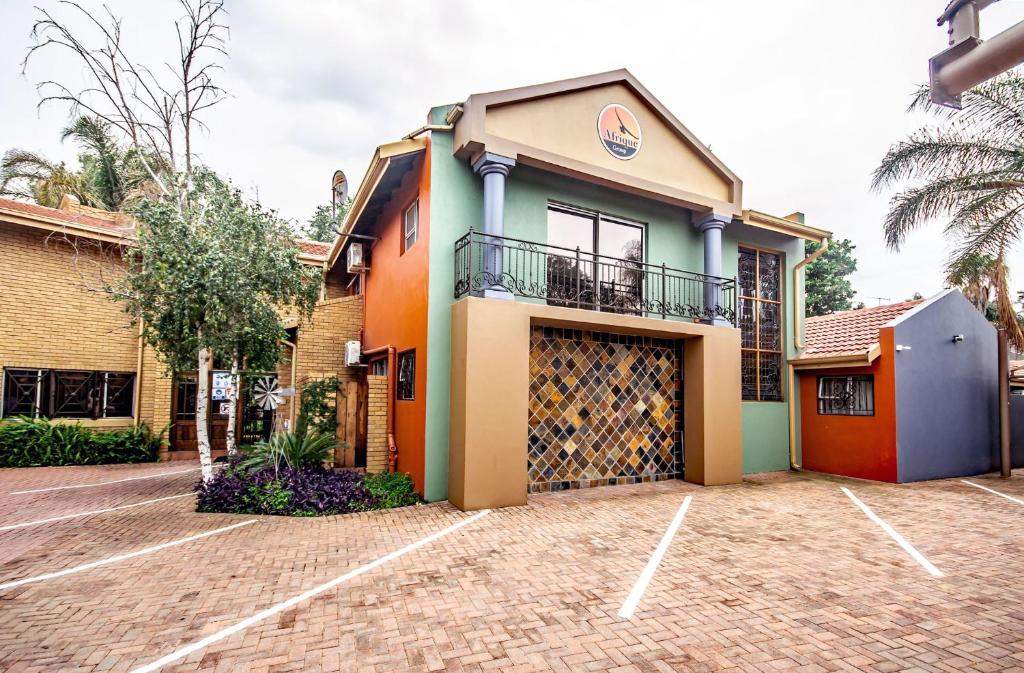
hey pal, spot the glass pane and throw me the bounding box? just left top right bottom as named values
left=741, top=351, right=758, bottom=400
left=52, top=370, right=96, bottom=419
left=758, top=251, right=780, bottom=301
left=758, top=302, right=781, bottom=351
left=598, top=218, right=643, bottom=313
left=547, top=208, right=594, bottom=253
left=738, top=248, right=757, bottom=297
left=739, top=298, right=756, bottom=348
left=547, top=208, right=595, bottom=307
left=759, top=352, right=782, bottom=401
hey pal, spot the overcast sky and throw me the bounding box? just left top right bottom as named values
left=2, top=0, right=1023, bottom=305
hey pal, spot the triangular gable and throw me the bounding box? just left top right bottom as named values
left=452, top=69, right=742, bottom=215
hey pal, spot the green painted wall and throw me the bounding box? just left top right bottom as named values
left=723, top=224, right=804, bottom=473
left=423, top=117, right=805, bottom=499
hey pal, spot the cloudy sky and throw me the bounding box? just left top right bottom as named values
left=2, top=0, right=1023, bottom=305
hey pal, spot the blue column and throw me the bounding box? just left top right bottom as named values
left=472, top=152, right=516, bottom=299
left=694, top=212, right=732, bottom=325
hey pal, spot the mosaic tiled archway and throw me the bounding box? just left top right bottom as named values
left=527, top=326, right=681, bottom=493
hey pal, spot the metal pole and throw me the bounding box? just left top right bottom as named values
left=575, top=247, right=581, bottom=309
left=999, top=328, right=1012, bottom=477
left=934, top=20, right=1024, bottom=102
left=660, top=263, right=667, bottom=319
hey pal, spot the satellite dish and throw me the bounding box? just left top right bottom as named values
left=332, top=170, right=348, bottom=209
left=252, top=376, right=283, bottom=410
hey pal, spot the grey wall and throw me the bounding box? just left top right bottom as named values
left=893, top=290, right=999, bottom=482
left=1009, top=394, right=1024, bottom=468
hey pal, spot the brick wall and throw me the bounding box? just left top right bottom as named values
left=0, top=224, right=143, bottom=430
left=366, top=374, right=388, bottom=473
left=276, top=295, right=365, bottom=429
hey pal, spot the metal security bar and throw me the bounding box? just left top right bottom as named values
left=817, top=375, right=875, bottom=416
left=453, top=230, right=736, bottom=324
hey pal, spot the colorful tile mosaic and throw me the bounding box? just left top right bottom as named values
left=528, top=326, right=680, bottom=493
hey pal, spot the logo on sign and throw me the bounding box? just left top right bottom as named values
left=597, top=104, right=642, bottom=160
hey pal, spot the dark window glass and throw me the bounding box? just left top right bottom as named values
left=546, top=205, right=645, bottom=313
left=397, top=351, right=415, bottom=400
left=175, top=375, right=198, bottom=420
left=817, top=376, right=874, bottom=416
left=103, top=373, right=136, bottom=418
left=369, top=359, right=387, bottom=377
left=739, top=247, right=783, bottom=401
left=52, top=370, right=97, bottom=418
left=1, top=368, right=134, bottom=419
left=2, top=368, right=47, bottom=418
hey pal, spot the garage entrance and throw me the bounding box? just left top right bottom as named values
left=527, top=326, right=681, bottom=492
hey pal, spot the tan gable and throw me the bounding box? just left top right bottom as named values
left=452, top=69, right=742, bottom=216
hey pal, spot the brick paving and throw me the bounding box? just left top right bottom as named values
left=0, top=463, right=1023, bottom=672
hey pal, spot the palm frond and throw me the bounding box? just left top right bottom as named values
left=882, top=174, right=982, bottom=249
left=871, top=129, right=1020, bottom=190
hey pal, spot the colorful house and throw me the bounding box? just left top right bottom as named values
left=329, top=69, right=833, bottom=509
left=794, top=290, right=1000, bottom=482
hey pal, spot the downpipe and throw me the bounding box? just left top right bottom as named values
left=788, top=236, right=830, bottom=470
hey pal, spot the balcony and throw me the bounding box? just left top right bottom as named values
left=453, top=230, right=736, bottom=325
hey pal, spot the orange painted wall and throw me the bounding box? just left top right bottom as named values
left=798, top=328, right=898, bottom=482
left=363, top=148, right=431, bottom=494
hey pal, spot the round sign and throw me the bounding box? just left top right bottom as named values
left=597, top=104, right=642, bottom=160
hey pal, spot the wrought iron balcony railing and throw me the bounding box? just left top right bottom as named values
left=453, top=229, right=736, bottom=325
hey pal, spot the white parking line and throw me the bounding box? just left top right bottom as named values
left=961, top=479, right=1024, bottom=505
left=618, top=495, right=692, bottom=620
left=0, top=519, right=256, bottom=591
left=0, top=494, right=193, bottom=531
left=128, top=509, right=491, bottom=673
left=841, top=486, right=943, bottom=578
left=10, top=468, right=201, bottom=495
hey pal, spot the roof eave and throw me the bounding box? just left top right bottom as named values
left=742, top=209, right=832, bottom=241
left=790, top=343, right=881, bottom=370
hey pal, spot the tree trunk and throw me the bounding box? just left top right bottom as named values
left=226, top=355, right=239, bottom=457
left=195, top=345, right=214, bottom=482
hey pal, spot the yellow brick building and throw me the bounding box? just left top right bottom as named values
left=0, top=196, right=385, bottom=467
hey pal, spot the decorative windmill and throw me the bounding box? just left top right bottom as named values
left=251, top=376, right=288, bottom=436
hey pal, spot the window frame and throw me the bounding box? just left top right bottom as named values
left=369, top=358, right=387, bottom=377
left=817, top=375, right=875, bottom=416
left=738, top=245, right=785, bottom=402
left=1, top=367, right=136, bottom=420
left=402, top=199, right=419, bottom=253
left=396, top=350, right=416, bottom=401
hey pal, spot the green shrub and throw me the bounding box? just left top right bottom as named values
left=0, top=416, right=165, bottom=467
left=238, top=431, right=340, bottom=472
left=295, top=376, right=340, bottom=438
left=363, top=472, right=422, bottom=509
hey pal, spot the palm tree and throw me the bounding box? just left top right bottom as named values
left=0, top=116, right=161, bottom=211
left=946, top=252, right=999, bottom=314
left=872, top=69, right=1024, bottom=347
left=0, top=148, right=101, bottom=208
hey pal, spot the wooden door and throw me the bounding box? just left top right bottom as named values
left=335, top=380, right=367, bottom=468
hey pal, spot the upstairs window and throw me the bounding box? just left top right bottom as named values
left=2, top=368, right=136, bottom=419
left=397, top=350, right=415, bottom=400
left=403, top=200, right=419, bottom=252
left=738, top=247, right=783, bottom=401
left=817, top=376, right=875, bottom=416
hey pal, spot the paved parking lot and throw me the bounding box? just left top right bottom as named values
left=1, top=463, right=1023, bottom=673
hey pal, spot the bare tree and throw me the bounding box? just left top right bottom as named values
left=23, top=0, right=229, bottom=481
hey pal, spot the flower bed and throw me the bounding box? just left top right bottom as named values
left=194, top=432, right=423, bottom=516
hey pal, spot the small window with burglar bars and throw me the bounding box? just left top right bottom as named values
left=369, top=359, right=387, bottom=377
left=397, top=351, right=415, bottom=400
left=817, top=375, right=874, bottom=416
left=1, top=368, right=136, bottom=419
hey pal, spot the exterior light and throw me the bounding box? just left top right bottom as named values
left=896, top=344, right=912, bottom=352
left=952, top=334, right=965, bottom=343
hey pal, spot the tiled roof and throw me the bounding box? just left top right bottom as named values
left=796, top=299, right=924, bottom=360
left=0, top=196, right=132, bottom=233
left=0, top=197, right=332, bottom=259
left=297, top=239, right=331, bottom=257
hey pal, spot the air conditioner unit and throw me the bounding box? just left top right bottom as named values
left=345, top=340, right=362, bottom=366
left=347, top=242, right=368, bottom=273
